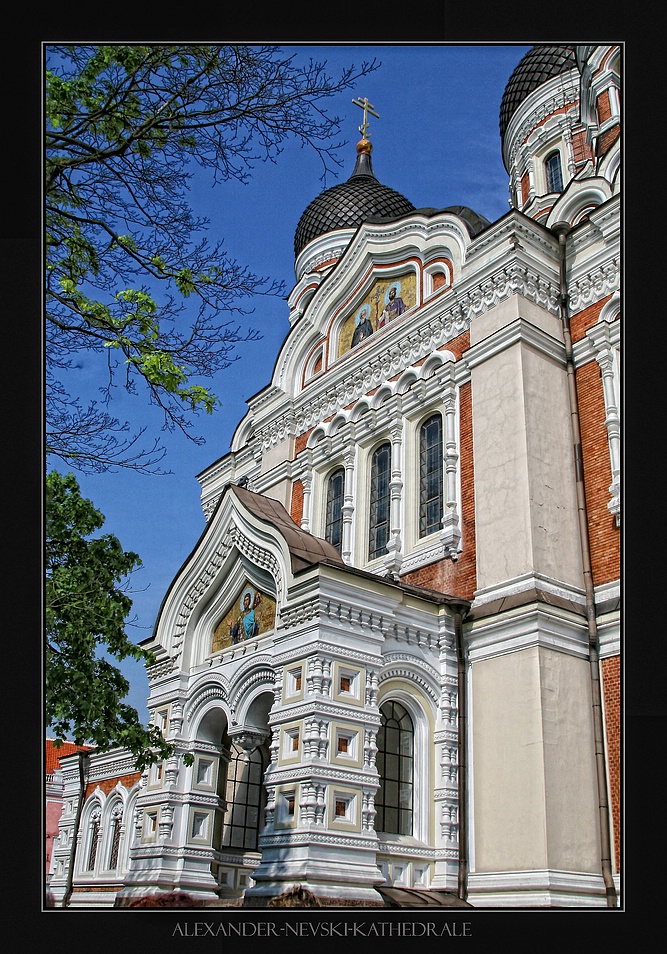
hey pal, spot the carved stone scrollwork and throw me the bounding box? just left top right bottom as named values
left=228, top=728, right=269, bottom=759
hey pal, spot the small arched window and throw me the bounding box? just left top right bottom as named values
left=419, top=414, right=443, bottom=537
left=369, top=442, right=392, bottom=560
left=375, top=701, right=414, bottom=835
left=545, top=150, right=563, bottom=193
left=325, top=467, right=345, bottom=554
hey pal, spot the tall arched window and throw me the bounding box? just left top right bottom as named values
left=419, top=414, right=443, bottom=537
left=545, top=150, right=563, bottom=193
left=220, top=742, right=266, bottom=851
left=325, top=467, right=345, bottom=553
left=375, top=701, right=414, bottom=835
left=86, top=807, right=101, bottom=871
left=107, top=803, right=123, bottom=870
left=369, top=442, right=392, bottom=560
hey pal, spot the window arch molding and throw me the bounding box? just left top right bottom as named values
left=78, top=796, right=103, bottom=875
left=546, top=178, right=611, bottom=229
left=100, top=794, right=126, bottom=873
left=117, top=787, right=140, bottom=873
left=544, top=149, right=564, bottom=193
left=375, top=681, right=434, bottom=845
left=586, top=295, right=621, bottom=524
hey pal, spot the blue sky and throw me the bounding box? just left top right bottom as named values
left=51, top=43, right=532, bottom=724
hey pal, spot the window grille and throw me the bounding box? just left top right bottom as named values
left=220, top=742, right=266, bottom=851
left=375, top=701, right=414, bottom=835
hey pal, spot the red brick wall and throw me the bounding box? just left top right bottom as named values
left=295, top=430, right=311, bottom=455
left=598, top=125, right=619, bottom=156
left=291, top=479, right=304, bottom=526
left=597, top=90, right=612, bottom=124
left=572, top=129, right=592, bottom=166
left=601, top=655, right=621, bottom=871
left=570, top=298, right=607, bottom=344
left=576, top=359, right=619, bottom=585
left=568, top=295, right=620, bottom=583
left=85, top=772, right=142, bottom=798
left=521, top=171, right=530, bottom=206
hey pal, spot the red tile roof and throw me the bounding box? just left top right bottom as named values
left=46, top=739, right=90, bottom=774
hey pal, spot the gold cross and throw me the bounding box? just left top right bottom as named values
left=352, top=97, right=379, bottom=139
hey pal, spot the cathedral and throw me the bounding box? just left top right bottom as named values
left=47, top=44, right=621, bottom=909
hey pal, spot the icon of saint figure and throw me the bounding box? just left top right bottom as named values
left=230, top=589, right=262, bottom=643
left=351, top=305, right=374, bottom=347
left=377, top=283, right=406, bottom=328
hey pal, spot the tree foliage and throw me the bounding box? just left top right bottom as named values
left=46, top=44, right=377, bottom=474
left=46, top=470, right=172, bottom=768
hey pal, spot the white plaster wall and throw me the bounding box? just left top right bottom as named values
left=522, top=343, right=584, bottom=587
left=471, top=646, right=600, bottom=873
left=261, top=437, right=294, bottom=475
left=471, top=295, right=583, bottom=591
left=471, top=647, right=547, bottom=870
left=472, top=338, right=533, bottom=586
left=539, top=648, right=601, bottom=872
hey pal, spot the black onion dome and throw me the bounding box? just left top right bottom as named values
left=294, top=140, right=416, bottom=258
left=499, top=45, right=578, bottom=142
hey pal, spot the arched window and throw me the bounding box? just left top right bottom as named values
left=375, top=701, right=414, bottom=835
left=325, top=467, right=345, bottom=554
left=86, top=807, right=101, bottom=871
left=220, top=742, right=266, bottom=851
left=419, top=414, right=443, bottom=537
left=369, top=442, right=392, bottom=560
left=545, top=150, right=563, bottom=193
left=107, top=803, right=123, bottom=870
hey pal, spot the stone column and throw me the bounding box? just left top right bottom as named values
left=384, top=418, right=404, bottom=578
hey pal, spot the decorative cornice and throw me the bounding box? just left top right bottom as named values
left=466, top=601, right=589, bottom=662
left=378, top=663, right=441, bottom=707
left=264, top=764, right=379, bottom=787
left=464, top=316, right=565, bottom=371
left=259, top=830, right=379, bottom=850
left=567, top=257, right=619, bottom=312
left=268, top=700, right=382, bottom=726
left=279, top=597, right=321, bottom=630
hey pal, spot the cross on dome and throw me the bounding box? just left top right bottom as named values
left=352, top=96, right=379, bottom=139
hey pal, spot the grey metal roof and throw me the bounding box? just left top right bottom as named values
left=441, top=205, right=491, bottom=237
left=294, top=146, right=416, bottom=257
left=499, top=45, right=578, bottom=142
left=230, top=484, right=345, bottom=573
